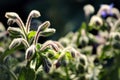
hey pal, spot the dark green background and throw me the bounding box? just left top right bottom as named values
left=0, top=0, right=119, bottom=40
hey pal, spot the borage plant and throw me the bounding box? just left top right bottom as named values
left=4, top=10, right=79, bottom=80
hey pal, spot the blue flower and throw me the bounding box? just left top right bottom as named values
left=99, top=3, right=114, bottom=18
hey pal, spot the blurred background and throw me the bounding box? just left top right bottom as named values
left=0, top=0, right=119, bottom=40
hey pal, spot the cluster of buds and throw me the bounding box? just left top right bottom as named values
left=6, top=10, right=80, bottom=74
left=5, top=10, right=55, bottom=62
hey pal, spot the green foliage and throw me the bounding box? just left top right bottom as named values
left=18, top=67, right=36, bottom=80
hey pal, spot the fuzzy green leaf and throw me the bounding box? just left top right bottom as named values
left=28, top=31, right=36, bottom=40
left=18, top=67, right=36, bottom=80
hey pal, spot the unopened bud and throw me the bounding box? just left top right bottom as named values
left=79, top=36, right=89, bottom=46
left=110, top=32, right=120, bottom=40
left=89, top=15, right=103, bottom=27
left=7, top=27, right=24, bottom=38
left=7, top=19, right=15, bottom=25
left=5, top=12, right=19, bottom=19
left=9, top=38, right=29, bottom=49
left=0, top=22, right=5, bottom=32
left=33, top=22, right=52, bottom=44
left=29, top=10, right=41, bottom=18
left=111, top=8, right=120, bottom=18
left=42, top=58, right=51, bottom=73
left=59, top=38, right=70, bottom=47
left=5, top=12, right=25, bottom=32
left=40, top=28, right=56, bottom=37
left=37, top=21, right=50, bottom=32
left=26, top=10, right=41, bottom=33
left=83, top=4, right=94, bottom=16
left=25, top=45, right=36, bottom=61
left=54, top=60, right=61, bottom=68
left=112, top=41, right=120, bottom=49
left=69, top=48, right=77, bottom=58
left=40, top=40, right=60, bottom=52
left=9, top=38, right=22, bottom=49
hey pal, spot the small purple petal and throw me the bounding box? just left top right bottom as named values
left=109, top=3, right=114, bottom=9
left=101, top=11, right=107, bottom=18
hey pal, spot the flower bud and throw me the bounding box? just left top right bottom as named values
left=111, top=8, right=120, bottom=19
left=83, top=4, right=94, bottom=16
left=40, top=40, right=60, bottom=52
left=112, top=41, right=120, bottom=49
left=37, top=21, right=50, bottom=32
left=9, top=38, right=29, bottom=49
left=5, top=12, right=19, bottom=19
left=0, top=22, right=5, bottom=32
left=42, top=58, right=51, bottom=73
left=69, top=48, right=77, bottom=58
left=29, top=10, right=41, bottom=18
left=97, top=4, right=114, bottom=18
left=53, top=41, right=64, bottom=49
left=9, top=38, right=22, bottom=49
left=79, top=36, right=89, bottom=47
left=40, top=28, right=56, bottom=37
left=5, top=12, right=25, bottom=32
left=7, top=27, right=24, bottom=38
left=7, top=19, right=15, bottom=25
left=25, top=45, right=36, bottom=61
left=79, top=53, right=88, bottom=69
left=33, top=22, right=52, bottom=44
left=110, top=32, right=120, bottom=40
left=59, top=38, right=70, bottom=47
left=26, top=10, right=41, bottom=33
left=54, top=60, right=61, bottom=68
left=89, top=15, right=103, bottom=27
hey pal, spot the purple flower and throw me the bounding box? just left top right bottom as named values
left=98, top=3, right=114, bottom=18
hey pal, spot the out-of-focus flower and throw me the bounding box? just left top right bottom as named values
left=0, top=47, right=5, bottom=53
left=83, top=4, right=95, bottom=16
left=110, top=32, right=120, bottom=40
left=89, top=15, right=103, bottom=27
left=0, top=22, right=5, bottom=32
left=59, top=38, right=70, bottom=47
left=95, top=35, right=106, bottom=44
left=0, top=22, right=7, bottom=39
left=79, top=29, right=89, bottom=47
left=106, top=17, right=117, bottom=28
left=97, top=4, right=114, bottom=18
left=97, top=4, right=119, bottom=19
left=111, top=8, right=120, bottom=18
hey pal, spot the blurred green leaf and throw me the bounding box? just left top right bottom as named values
left=65, top=51, right=73, bottom=60
left=35, top=53, right=42, bottom=71
left=28, top=31, right=36, bottom=40
left=18, top=67, right=36, bottom=80
left=36, top=43, right=41, bottom=50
